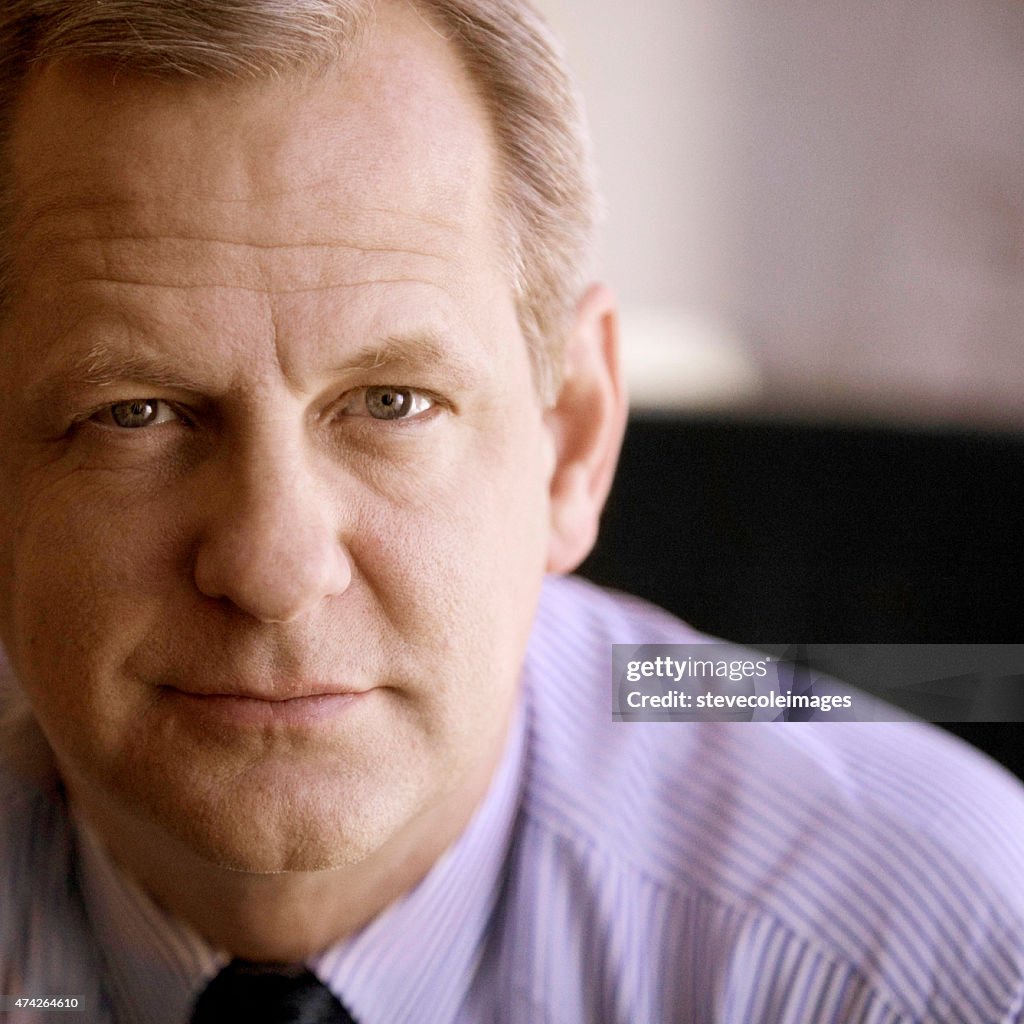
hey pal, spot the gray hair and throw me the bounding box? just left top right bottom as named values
left=0, top=0, right=599, bottom=402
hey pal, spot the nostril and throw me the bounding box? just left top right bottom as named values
left=192, top=513, right=352, bottom=623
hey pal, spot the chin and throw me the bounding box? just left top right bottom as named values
left=197, top=825, right=383, bottom=875
left=176, top=781, right=420, bottom=874
left=85, top=747, right=426, bottom=876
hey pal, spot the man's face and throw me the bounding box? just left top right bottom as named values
left=0, top=6, right=557, bottom=871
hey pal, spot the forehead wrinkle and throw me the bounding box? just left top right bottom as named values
left=11, top=155, right=471, bottom=236
left=61, top=276, right=451, bottom=297
left=15, top=229, right=458, bottom=300
left=10, top=87, right=486, bottom=262
left=17, top=225, right=451, bottom=267
left=52, top=232, right=453, bottom=257
left=10, top=176, right=468, bottom=293
left=12, top=176, right=478, bottom=269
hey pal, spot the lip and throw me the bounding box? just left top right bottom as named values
left=160, top=687, right=369, bottom=727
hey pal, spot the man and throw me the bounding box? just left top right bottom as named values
left=0, top=1, right=1021, bottom=1022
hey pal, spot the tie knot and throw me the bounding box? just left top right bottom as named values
left=191, top=959, right=358, bottom=1024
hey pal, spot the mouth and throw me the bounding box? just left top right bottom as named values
left=159, top=685, right=370, bottom=727
left=165, top=683, right=368, bottom=700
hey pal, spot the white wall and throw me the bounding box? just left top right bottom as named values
left=534, top=0, right=1024, bottom=430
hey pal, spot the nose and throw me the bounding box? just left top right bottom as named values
left=193, top=445, right=352, bottom=623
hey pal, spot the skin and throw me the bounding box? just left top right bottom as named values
left=0, top=2, right=625, bottom=960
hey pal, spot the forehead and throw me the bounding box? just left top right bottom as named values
left=6, top=2, right=501, bottom=281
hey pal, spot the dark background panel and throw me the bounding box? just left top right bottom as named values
left=578, top=415, right=1024, bottom=779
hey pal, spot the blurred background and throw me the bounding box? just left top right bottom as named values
left=533, top=0, right=1024, bottom=776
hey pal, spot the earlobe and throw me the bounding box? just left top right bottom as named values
left=545, top=284, right=628, bottom=574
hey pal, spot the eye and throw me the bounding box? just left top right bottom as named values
left=342, top=386, right=436, bottom=421
left=95, top=399, right=180, bottom=429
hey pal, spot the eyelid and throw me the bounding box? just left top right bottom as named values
left=87, top=398, right=184, bottom=429
left=73, top=387, right=441, bottom=433
left=337, top=386, right=440, bottom=421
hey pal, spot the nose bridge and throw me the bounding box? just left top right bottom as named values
left=193, top=428, right=352, bottom=622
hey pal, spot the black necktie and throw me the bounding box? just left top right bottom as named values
left=190, top=959, right=359, bottom=1024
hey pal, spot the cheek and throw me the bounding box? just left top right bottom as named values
left=0, top=469, right=187, bottom=688
left=353, top=409, right=551, bottom=610
left=347, top=408, right=552, bottom=723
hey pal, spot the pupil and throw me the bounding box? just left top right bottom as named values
left=367, top=387, right=409, bottom=419
left=112, top=400, right=156, bottom=428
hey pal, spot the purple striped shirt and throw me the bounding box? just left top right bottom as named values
left=3, top=574, right=1024, bottom=1022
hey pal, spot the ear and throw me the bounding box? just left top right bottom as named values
left=545, top=283, right=628, bottom=574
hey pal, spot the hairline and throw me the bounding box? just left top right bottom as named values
left=0, top=0, right=598, bottom=404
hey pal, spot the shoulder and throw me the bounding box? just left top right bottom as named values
left=0, top=698, right=95, bottom=992
left=519, top=575, right=1024, bottom=1021
left=0, top=700, right=68, bottom=917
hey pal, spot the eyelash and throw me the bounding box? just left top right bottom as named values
left=90, top=399, right=185, bottom=431
left=85, top=386, right=440, bottom=432
left=334, top=386, right=439, bottom=423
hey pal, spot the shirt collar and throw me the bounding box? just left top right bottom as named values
left=74, top=697, right=527, bottom=1024
left=72, top=811, right=227, bottom=1024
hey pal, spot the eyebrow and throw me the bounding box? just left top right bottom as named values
left=339, top=332, right=484, bottom=388
left=67, top=344, right=204, bottom=390
left=26, top=343, right=207, bottom=409
left=27, top=330, right=486, bottom=406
